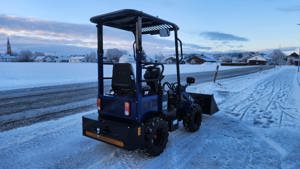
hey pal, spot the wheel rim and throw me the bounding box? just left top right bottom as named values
left=153, top=128, right=164, bottom=146
left=194, top=110, right=201, bottom=126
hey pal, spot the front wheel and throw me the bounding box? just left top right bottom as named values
left=144, top=117, right=169, bottom=156
left=183, top=104, right=202, bottom=132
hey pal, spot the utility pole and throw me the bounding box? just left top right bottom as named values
left=298, top=47, right=300, bottom=72
left=213, top=65, right=219, bottom=83
left=297, top=24, right=300, bottom=72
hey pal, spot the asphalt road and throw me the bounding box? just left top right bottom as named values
left=0, top=65, right=274, bottom=131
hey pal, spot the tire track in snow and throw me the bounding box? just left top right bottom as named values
left=217, top=67, right=300, bottom=161
left=225, top=73, right=275, bottom=112
left=297, top=71, right=300, bottom=86
left=223, top=67, right=300, bottom=128
left=227, top=79, right=275, bottom=120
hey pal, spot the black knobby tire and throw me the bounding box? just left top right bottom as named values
left=183, top=104, right=202, bottom=132
left=144, top=117, right=169, bottom=156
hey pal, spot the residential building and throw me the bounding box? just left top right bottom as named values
left=69, top=56, right=86, bottom=63
left=164, top=57, right=176, bottom=64
left=0, top=54, right=17, bottom=62
left=287, top=52, right=299, bottom=65
left=185, top=54, right=217, bottom=64
left=34, top=56, right=55, bottom=62
left=247, top=55, right=267, bottom=65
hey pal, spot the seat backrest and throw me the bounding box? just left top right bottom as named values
left=112, top=63, right=135, bottom=95
left=144, top=67, right=161, bottom=93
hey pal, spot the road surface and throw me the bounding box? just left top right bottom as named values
left=0, top=65, right=273, bottom=130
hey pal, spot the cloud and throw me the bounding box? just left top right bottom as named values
left=0, top=14, right=211, bottom=55
left=183, top=43, right=211, bottom=51
left=0, top=14, right=134, bottom=49
left=142, top=35, right=212, bottom=52
left=200, top=31, right=249, bottom=42
left=277, top=5, right=300, bottom=12
left=0, top=14, right=95, bottom=37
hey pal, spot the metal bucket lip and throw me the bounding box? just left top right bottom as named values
left=187, top=92, right=219, bottom=115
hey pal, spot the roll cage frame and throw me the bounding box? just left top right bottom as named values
left=91, top=9, right=183, bottom=104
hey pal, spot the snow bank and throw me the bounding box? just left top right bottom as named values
left=190, top=66, right=300, bottom=129
left=292, top=71, right=300, bottom=112
left=188, top=66, right=300, bottom=168
left=0, top=62, right=251, bottom=91
left=187, top=67, right=281, bottom=104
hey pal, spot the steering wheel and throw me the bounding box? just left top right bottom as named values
left=142, top=62, right=165, bottom=80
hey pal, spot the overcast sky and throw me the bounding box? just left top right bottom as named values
left=0, top=0, right=300, bottom=54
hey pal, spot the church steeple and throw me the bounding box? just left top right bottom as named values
left=6, top=37, right=12, bottom=56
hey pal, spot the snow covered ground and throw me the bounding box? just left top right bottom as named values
left=0, top=66, right=299, bottom=169
left=190, top=66, right=300, bottom=168
left=190, top=66, right=300, bottom=129
left=0, top=62, right=254, bottom=91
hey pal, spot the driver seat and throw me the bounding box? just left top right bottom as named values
left=112, top=63, right=135, bottom=95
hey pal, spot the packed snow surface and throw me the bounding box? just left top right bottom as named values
left=1, top=66, right=300, bottom=169
left=0, top=62, right=253, bottom=91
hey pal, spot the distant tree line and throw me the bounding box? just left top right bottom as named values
left=15, top=50, right=46, bottom=62
left=9, top=50, right=98, bottom=63
left=219, top=49, right=287, bottom=65
left=8, top=48, right=163, bottom=63
left=85, top=52, right=97, bottom=62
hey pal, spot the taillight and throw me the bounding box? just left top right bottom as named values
left=124, top=102, right=130, bottom=116
left=97, top=98, right=101, bottom=111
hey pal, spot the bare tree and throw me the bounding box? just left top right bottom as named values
left=221, top=56, right=232, bottom=63
left=270, top=49, right=286, bottom=65
left=154, top=53, right=165, bottom=62
left=105, top=48, right=127, bottom=63
left=17, top=50, right=33, bottom=62
left=86, top=51, right=97, bottom=62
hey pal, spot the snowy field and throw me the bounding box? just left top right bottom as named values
left=0, top=62, right=254, bottom=91
left=0, top=66, right=299, bottom=169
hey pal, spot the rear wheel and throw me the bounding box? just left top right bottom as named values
left=183, top=104, right=202, bottom=132
left=144, top=117, right=169, bottom=156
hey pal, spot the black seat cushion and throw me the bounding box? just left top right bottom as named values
left=112, top=63, right=135, bottom=95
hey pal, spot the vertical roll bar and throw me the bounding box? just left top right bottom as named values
left=174, top=29, right=181, bottom=102
left=97, top=24, right=104, bottom=97
left=135, top=16, right=143, bottom=119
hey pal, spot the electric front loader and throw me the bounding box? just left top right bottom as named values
left=82, top=9, right=219, bottom=156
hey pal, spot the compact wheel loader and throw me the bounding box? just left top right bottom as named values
left=82, top=9, right=219, bottom=156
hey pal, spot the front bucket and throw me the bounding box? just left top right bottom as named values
left=188, top=93, right=219, bottom=115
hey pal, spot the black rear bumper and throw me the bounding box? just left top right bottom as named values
left=82, top=113, right=144, bottom=150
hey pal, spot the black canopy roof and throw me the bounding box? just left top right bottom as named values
left=90, top=9, right=179, bottom=35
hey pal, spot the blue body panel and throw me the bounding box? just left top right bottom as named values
left=140, top=95, right=159, bottom=120
left=99, top=94, right=159, bottom=122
